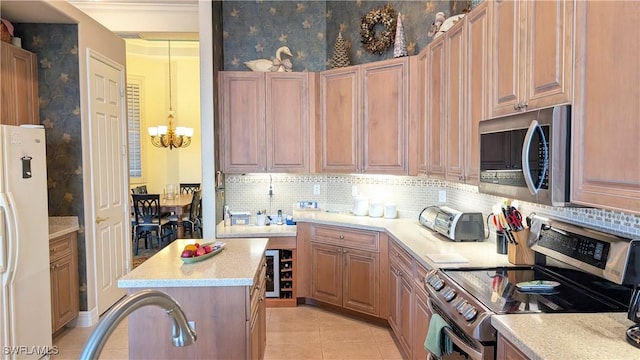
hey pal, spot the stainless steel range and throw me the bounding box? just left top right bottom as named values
left=423, top=215, right=639, bottom=360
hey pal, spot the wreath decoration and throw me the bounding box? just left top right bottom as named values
left=360, top=4, right=397, bottom=55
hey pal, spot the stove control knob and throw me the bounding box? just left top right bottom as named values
left=456, top=300, right=468, bottom=313
left=462, top=307, right=478, bottom=321
left=442, top=287, right=457, bottom=302
left=432, top=277, right=445, bottom=291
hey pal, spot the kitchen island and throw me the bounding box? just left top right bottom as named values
left=118, top=238, right=268, bottom=359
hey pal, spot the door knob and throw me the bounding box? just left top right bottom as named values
left=96, top=216, right=109, bottom=224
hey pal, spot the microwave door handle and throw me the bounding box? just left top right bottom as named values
left=522, top=120, right=549, bottom=195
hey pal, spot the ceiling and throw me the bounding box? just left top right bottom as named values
left=0, top=1, right=76, bottom=23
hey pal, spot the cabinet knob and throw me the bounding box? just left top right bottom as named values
left=337, top=248, right=342, bottom=253
left=514, top=103, right=520, bottom=110
left=398, top=270, right=404, bottom=277
left=339, top=235, right=344, bottom=239
left=522, top=102, right=528, bottom=109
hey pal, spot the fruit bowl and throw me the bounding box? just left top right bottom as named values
left=180, top=241, right=226, bottom=264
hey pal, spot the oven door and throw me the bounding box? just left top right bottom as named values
left=426, top=298, right=495, bottom=360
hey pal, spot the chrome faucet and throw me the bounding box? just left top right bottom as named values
left=80, top=289, right=197, bottom=359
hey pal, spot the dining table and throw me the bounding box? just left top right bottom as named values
left=159, top=193, right=193, bottom=239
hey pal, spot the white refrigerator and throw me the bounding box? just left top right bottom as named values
left=0, top=125, right=52, bottom=359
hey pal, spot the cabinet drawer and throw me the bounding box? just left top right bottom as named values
left=49, top=234, right=74, bottom=263
left=389, top=240, right=414, bottom=275
left=250, top=257, right=266, bottom=319
left=311, top=225, right=379, bottom=252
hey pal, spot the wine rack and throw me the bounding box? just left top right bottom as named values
left=265, top=248, right=297, bottom=307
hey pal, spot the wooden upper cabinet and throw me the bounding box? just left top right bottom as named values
left=265, top=72, right=311, bottom=172
left=1, top=42, right=39, bottom=126
left=490, top=0, right=572, bottom=117
left=219, top=72, right=312, bottom=173
left=426, top=35, right=446, bottom=178
left=361, top=57, right=409, bottom=174
left=320, top=58, right=410, bottom=175
left=463, top=1, right=491, bottom=185
left=444, top=21, right=466, bottom=183
left=415, top=49, right=429, bottom=174
left=320, top=66, right=360, bottom=173
left=571, top=1, right=640, bottom=214
left=220, top=72, right=266, bottom=172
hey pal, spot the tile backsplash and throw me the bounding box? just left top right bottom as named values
left=224, top=174, right=640, bottom=239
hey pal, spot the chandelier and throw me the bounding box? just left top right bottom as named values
left=148, top=40, right=194, bottom=149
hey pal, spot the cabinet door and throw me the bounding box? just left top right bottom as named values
left=571, top=1, right=640, bottom=214
left=343, top=247, right=379, bottom=316
left=220, top=72, right=266, bottom=172
left=490, top=0, right=522, bottom=117
left=464, top=1, right=491, bottom=185
left=445, top=22, right=466, bottom=182
left=361, top=58, right=409, bottom=174
left=497, top=333, right=528, bottom=360
left=50, top=255, right=79, bottom=332
left=412, top=286, right=432, bottom=360
left=389, top=261, right=412, bottom=357
left=310, top=242, right=342, bottom=306
left=320, top=66, right=360, bottom=173
left=1, top=43, right=39, bottom=126
left=524, top=0, right=572, bottom=110
left=426, top=36, right=446, bottom=178
left=265, top=73, right=310, bottom=172
left=416, top=48, right=429, bottom=174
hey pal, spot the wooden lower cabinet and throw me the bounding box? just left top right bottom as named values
left=389, top=260, right=413, bottom=356
left=412, top=285, right=432, bottom=360
left=49, top=232, right=79, bottom=333
left=497, top=333, right=529, bottom=360
left=310, top=241, right=380, bottom=316
left=127, top=257, right=266, bottom=359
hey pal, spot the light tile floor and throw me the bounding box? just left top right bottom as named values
left=52, top=305, right=403, bottom=359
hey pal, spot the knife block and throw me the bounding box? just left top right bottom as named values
left=508, top=229, right=535, bottom=265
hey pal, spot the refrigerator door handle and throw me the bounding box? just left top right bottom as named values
left=0, top=192, right=17, bottom=274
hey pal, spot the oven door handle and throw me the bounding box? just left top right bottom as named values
left=522, top=119, right=548, bottom=196
left=426, top=298, right=485, bottom=360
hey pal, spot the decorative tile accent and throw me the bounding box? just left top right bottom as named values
left=225, top=174, right=639, bottom=238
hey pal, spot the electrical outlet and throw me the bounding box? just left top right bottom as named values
left=267, top=185, right=274, bottom=196
left=438, top=189, right=447, bottom=203
left=352, top=185, right=358, bottom=197
left=313, top=184, right=321, bottom=195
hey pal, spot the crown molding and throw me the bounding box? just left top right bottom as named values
left=68, top=1, right=199, bottom=33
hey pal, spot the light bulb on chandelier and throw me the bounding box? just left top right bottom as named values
left=148, top=40, right=193, bottom=149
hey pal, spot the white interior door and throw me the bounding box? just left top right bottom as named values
left=87, top=52, right=128, bottom=315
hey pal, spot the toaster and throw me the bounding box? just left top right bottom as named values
left=419, top=206, right=485, bottom=242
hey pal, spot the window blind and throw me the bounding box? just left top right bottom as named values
left=127, top=81, right=143, bottom=179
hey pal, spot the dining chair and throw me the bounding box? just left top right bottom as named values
left=179, top=183, right=200, bottom=194
left=131, top=194, right=175, bottom=255
left=168, top=189, right=202, bottom=238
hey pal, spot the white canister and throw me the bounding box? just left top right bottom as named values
left=352, top=196, right=369, bottom=216
left=369, top=200, right=384, bottom=218
left=384, top=203, right=397, bottom=219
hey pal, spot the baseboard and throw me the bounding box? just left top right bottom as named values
left=69, top=308, right=99, bottom=327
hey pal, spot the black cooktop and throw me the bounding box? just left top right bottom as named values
left=443, top=266, right=633, bottom=315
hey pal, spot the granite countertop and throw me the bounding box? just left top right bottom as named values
left=492, top=312, right=638, bottom=359
left=118, top=238, right=268, bottom=288
left=291, top=210, right=512, bottom=270
left=216, top=222, right=296, bottom=238
left=48, top=216, right=79, bottom=240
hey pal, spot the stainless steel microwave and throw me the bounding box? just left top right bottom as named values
left=478, top=105, right=571, bottom=206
